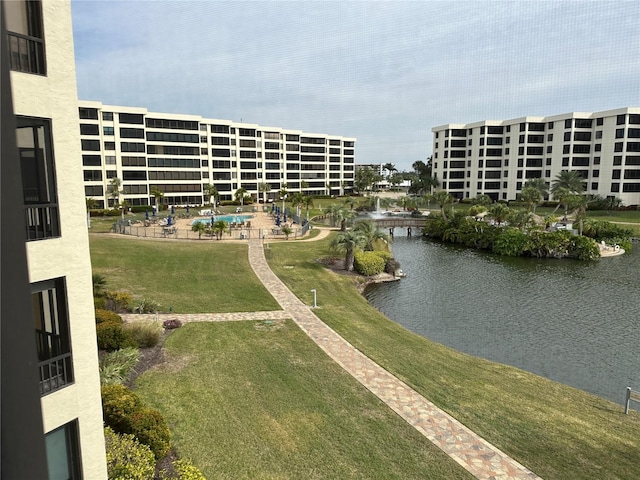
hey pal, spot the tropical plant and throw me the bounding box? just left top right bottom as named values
left=524, top=178, right=550, bottom=199
left=203, top=184, right=219, bottom=207
left=212, top=220, right=229, bottom=240
left=108, top=177, right=124, bottom=207
left=383, top=162, right=397, bottom=176
left=353, top=220, right=390, bottom=251
left=519, top=185, right=543, bottom=213
left=334, top=207, right=356, bottom=231
left=123, top=321, right=163, bottom=348
left=429, top=191, right=455, bottom=221
left=507, top=209, right=535, bottom=232
left=330, top=230, right=367, bottom=271
left=93, top=273, right=107, bottom=297
left=302, top=195, right=314, bottom=220
left=551, top=170, right=585, bottom=215
left=99, top=347, right=139, bottom=385
left=191, top=221, right=207, bottom=239
left=289, top=192, right=305, bottom=217
left=150, top=186, right=165, bottom=209
left=280, top=225, right=293, bottom=240
left=408, top=159, right=439, bottom=195
left=471, top=194, right=492, bottom=206
left=234, top=187, right=248, bottom=206
left=343, top=196, right=357, bottom=211
left=488, top=203, right=510, bottom=225
left=258, top=182, right=270, bottom=203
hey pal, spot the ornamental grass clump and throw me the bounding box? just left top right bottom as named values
left=99, top=347, right=139, bottom=385
left=123, top=320, right=163, bottom=348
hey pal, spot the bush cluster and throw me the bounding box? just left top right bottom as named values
left=102, top=384, right=171, bottom=459
left=95, top=309, right=136, bottom=351
left=160, top=459, right=207, bottom=480
left=354, top=250, right=386, bottom=276
left=422, top=216, right=602, bottom=260
left=105, top=291, right=133, bottom=313
left=104, top=426, right=155, bottom=480
left=124, top=321, right=163, bottom=348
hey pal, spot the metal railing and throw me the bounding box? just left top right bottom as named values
left=624, top=387, right=640, bottom=414
left=38, top=352, right=73, bottom=396
left=7, top=31, right=46, bottom=75
left=112, top=222, right=309, bottom=240
left=25, top=204, right=60, bottom=241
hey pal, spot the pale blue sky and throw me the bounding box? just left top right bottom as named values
left=72, top=0, right=640, bottom=171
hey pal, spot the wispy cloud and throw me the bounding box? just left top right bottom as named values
left=72, top=0, right=640, bottom=170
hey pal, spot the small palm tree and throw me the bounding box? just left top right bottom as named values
left=353, top=220, right=390, bottom=251
left=204, top=184, right=219, bottom=207
left=488, top=203, right=510, bottom=225
left=551, top=170, right=585, bottom=215
left=330, top=230, right=366, bottom=271
left=212, top=220, right=229, bottom=240
left=429, top=191, right=455, bottom=222
left=150, top=186, right=165, bottom=209
left=92, top=273, right=107, bottom=297
left=334, top=207, right=355, bottom=231
left=191, top=221, right=207, bottom=239
left=281, top=225, right=293, bottom=240
left=302, top=196, right=314, bottom=221
left=234, top=187, right=248, bottom=206
left=519, top=185, right=542, bottom=213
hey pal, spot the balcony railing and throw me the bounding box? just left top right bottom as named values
left=38, top=353, right=73, bottom=396
left=25, top=204, right=60, bottom=241
left=7, top=31, right=46, bottom=75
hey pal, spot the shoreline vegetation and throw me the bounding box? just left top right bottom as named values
left=91, top=232, right=640, bottom=479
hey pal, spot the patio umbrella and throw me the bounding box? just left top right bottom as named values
left=171, top=205, right=175, bottom=214
left=275, top=216, right=281, bottom=226
left=152, top=206, right=157, bottom=217
left=145, top=210, right=149, bottom=220
left=283, top=212, right=287, bottom=222
left=271, top=203, right=275, bottom=213
left=167, top=215, right=173, bottom=226
left=211, top=215, right=214, bottom=225
left=186, top=205, right=190, bottom=214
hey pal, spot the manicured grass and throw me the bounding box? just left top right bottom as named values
left=265, top=235, right=640, bottom=480
left=135, top=321, right=472, bottom=479
left=89, top=236, right=280, bottom=313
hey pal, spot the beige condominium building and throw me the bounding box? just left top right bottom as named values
left=431, top=107, right=640, bottom=205
left=3, top=0, right=107, bottom=478
left=78, top=101, right=356, bottom=209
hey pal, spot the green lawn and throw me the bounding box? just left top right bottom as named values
left=89, top=236, right=280, bottom=313
left=265, top=236, right=640, bottom=480
left=135, top=321, right=472, bottom=480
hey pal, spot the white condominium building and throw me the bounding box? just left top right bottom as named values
left=3, top=0, right=107, bottom=478
left=431, top=107, right=640, bottom=206
left=78, top=101, right=356, bottom=208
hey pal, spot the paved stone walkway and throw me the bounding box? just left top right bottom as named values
left=124, top=237, right=542, bottom=479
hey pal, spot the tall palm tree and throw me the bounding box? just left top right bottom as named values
left=302, top=196, right=314, bottom=221
left=551, top=170, right=584, bottom=215
left=353, top=220, right=391, bottom=251
left=150, top=185, right=165, bottom=209
left=330, top=230, right=366, bottom=271
left=203, top=184, right=219, bottom=207
left=258, top=182, right=270, bottom=204
left=429, top=191, right=455, bottom=222
left=383, top=163, right=397, bottom=177
left=290, top=192, right=305, bottom=217
left=234, top=187, right=248, bottom=206
left=212, top=220, right=229, bottom=240
left=108, top=177, right=124, bottom=209
left=519, top=185, right=542, bottom=213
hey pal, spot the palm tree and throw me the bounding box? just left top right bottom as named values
left=334, top=207, right=355, bottom=231
left=519, top=185, right=542, bottom=213
left=330, top=230, right=366, bottom=271
left=507, top=210, right=535, bottom=232
left=92, top=273, right=107, bottom=297
left=353, top=220, right=390, bottom=251
left=302, top=195, right=314, bottom=221
left=191, top=221, right=207, bottom=239
left=488, top=203, right=510, bottom=225
left=108, top=177, right=124, bottom=209
left=150, top=185, right=165, bottom=209
left=86, top=197, right=98, bottom=228
left=325, top=204, right=342, bottom=227
left=471, top=194, right=492, bottom=206
left=343, top=196, right=357, bottom=211
left=429, top=191, right=455, bottom=222
left=203, top=184, right=219, bottom=207
left=290, top=192, right=305, bottom=217
left=212, top=220, right=229, bottom=240
left=280, top=225, right=293, bottom=240
left=234, top=187, right=248, bottom=207
left=524, top=178, right=549, bottom=199
left=258, top=182, right=270, bottom=204
left=300, top=180, right=309, bottom=195
left=551, top=170, right=584, bottom=215
left=383, top=163, right=397, bottom=177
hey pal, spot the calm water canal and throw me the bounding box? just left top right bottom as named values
left=364, top=234, right=640, bottom=404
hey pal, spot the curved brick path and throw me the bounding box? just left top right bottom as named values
left=124, top=236, right=542, bottom=479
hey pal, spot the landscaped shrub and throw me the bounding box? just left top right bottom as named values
left=94, top=296, right=107, bottom=309
left=123, top=321, right=163, bottom=348
left=128, top=407, right=172, bottom=459
left=163, top=318, right=183, bottom=330
left=105, top=291, right=133, bottom=313
left=97, top=321, right=137, bottom=351
left=100, top=347, right=139, bottom=385
left=104, top=426, right=155, bottom=480
left=102, top=385, right=172, bottom=459
left=161, top=459, right=207, bottom=480
left=493, top=228, right=530, bottom=257
left=96, top=309, right=123, bottom=325
left=102, top=384, right=143, bottom=432
left=372, top=250, right=391, bottom=263
left=353, top=250, right=386, bottom=276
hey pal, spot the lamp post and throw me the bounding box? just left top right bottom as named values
left=281, top=194, right=287, bottom=219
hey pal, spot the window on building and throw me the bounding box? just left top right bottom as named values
left=102, top=112, right=113, bottom=121
left=6, top=0, right=45, bottom=74
left=119, top=113, right=144, bottom=124
left=32, top=278, right=73, bottom=396
left=79, top=124, right=99, bottom=136
left=103, top=126, right=114, bottom=136
left=81, top=139, right=100, bottom=151
left=45, top=420, right=81, bottom=480
left=16, top=117, right=60, bottom=240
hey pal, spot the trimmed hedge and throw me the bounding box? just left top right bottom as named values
left=96, top=309, right=123, bottom=325
left=96, top=321, right=136, bottom=351
left=354, top=250, right=386, bottom=276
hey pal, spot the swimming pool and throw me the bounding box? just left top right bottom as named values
left=191, top=215, right=253, bottom=226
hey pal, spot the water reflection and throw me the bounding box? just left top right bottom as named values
left=364, top=234, right=640, bottom=404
